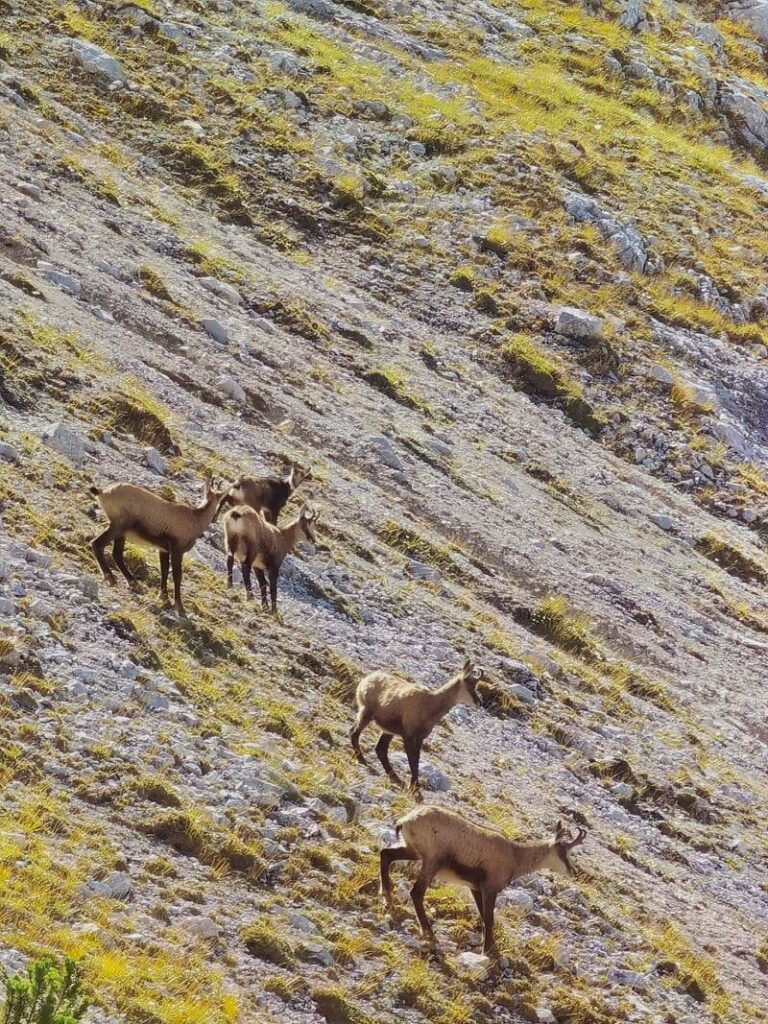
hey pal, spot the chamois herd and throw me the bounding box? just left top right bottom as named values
left=89, top=465, right=587, bottom=954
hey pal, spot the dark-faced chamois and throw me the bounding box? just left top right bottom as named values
left=381, top=806, right=586, bottom=953
left=90, top=473, right=229, bottom=616
left=223, top=504, right=318, bottom=613
left=350, top=659, right=483, bottom=798
left=222, top=464, right=311, bottom=523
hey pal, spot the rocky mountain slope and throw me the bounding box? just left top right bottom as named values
left=1, top=0, right=768, bottom=1021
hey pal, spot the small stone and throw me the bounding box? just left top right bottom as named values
left=504, top=890, right=534, bottom=912
left=650, top=364, right=674, bottom=384
left=0, top=443, right=21, bottom=464
left=41, top=423, right=86, bottom=463
left=649, top=513, right=673, bottom=531
left=0, top=598, right=14, bottom=615
left=365, top=436, right=403, bottom=471
left=405, top=560, right=441, bottom=582
left=216, top=377, right=247, bottom=403
left=741, top=508, right=758, bottom=524
left=37, top=263, right=80, bottom=296
left=202, top=318, right=229, bottom=344
left=610, top=969, right=648, bottom=990
left=198, top=277, right=241, bottom=306
left=456, top=952, right=490, bottom=979
left=555, top=306, right=605, bottom=341
left=143, top=448, right=165, bottom=475
left=100, top=871, right=133, bottom=899
left=68, top=39, right=127, bottom=84
left=179, top=915, right=219, bottom=940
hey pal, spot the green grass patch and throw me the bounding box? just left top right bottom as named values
left=501, top=334, right=606, bottom=436
left=695, top=532, right=767, bottom=583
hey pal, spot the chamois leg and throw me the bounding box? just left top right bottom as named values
left=226, top=554, right=234, bottom=589
left=410, top=865, right=436, bottom=943
left=158, top=551, right=170, bottom=605
left=91, top=526, right=120, bottom=585
left=254, top=569, right=268, bottom=609
left=481, top=889, right=498, bottom=954
left=240, top=560, right=253, bottom=599
left=170, top=546, right=186, bottom=616
left=268, top=566, right=279, bottom=615
left=111, top=538, right=137, bottom=588
left=404, top=736, right=424, bottom=801
left=471, top=890, right=483, bottom=919
left=375, top=733, right=401, bottom=784
left=350, top=709, right=372, bottom=766
left=379, top=845, right=418, bottom=907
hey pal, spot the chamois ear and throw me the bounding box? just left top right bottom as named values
left=554, top=820, right=567, bottom=842
left=285, top=465, right=296, bottom=488
left=462, top=657, right=473, bottom=675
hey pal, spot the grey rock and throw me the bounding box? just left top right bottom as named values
left=365, top=436, right=404, bottom=472
left=726, top=1, right=768, bottom=44
left=650, top=364, right=674, bottom=384
left=555, top=306, right=605, bottom=341
left=610, top=969, right=649, bottom=990
left=720, top=82, right=768, bottom=150
left=0, top=443, right=21, bottom=464
left=285, top=0, right=335, bottom=20
left=143, top=448, right=165, bottom=475
left=37, top=263, right=80, bottom=296
left=179, top=915, right=219, bottom=940
left=405, top=560, right=441, bottom=581
left=41, top=422, right=86, bottom=463
left=456, top=951, right=490, bottom=978
left=563, top=192, right=661, bottom=273
left=650, top=513, right=674, bottom=531
left=68, top=39, right=127, bottom=84
left=202, top=318, right=229, bottom=344
left=618, top=0, right=648, bottom=31
left=198, top=277, right=241, bottom=305
left=0, top=598, right=14, bottom=615
left=217, top=377, right=247, bottom=403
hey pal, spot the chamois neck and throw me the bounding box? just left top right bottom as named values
left=504, top=841, right=553, bottom=882
left=195, top=492, right=223, bottom=529
left=279, top=515, right=306, bottom=553
left=427, top=673, right=465, bottom=719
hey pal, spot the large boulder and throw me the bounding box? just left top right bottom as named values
left=725, top=1, right=768, bottom=44
left=68, top=39, right=127, bottom=85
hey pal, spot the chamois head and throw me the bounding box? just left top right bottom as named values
left=286, top=463, right=312, bottom=491
left=549, top=821, right=587, bottom=877
left=457, top=657, right=484, bottom=707
left=202, top=474, right=231, bottom=516
left=299, top=505, right=320, bottom=544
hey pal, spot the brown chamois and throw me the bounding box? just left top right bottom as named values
left=223, top=504, right=318, bottom=613
left=350, top=658, right=484, bottom=797
left=221, top=464, right=311, bottom=523
left=381, top=806, right=587, bottom=953
left=90, top=473, right=229, bottom=616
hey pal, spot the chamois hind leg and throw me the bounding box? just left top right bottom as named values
left=112, top=538, right=137, bottom=588
left=375, top=733, right=401, bottom=784
left=481, top=889, right=498, bottom=954
left=226, top=554, right=234, bottom=589
left=410, top=863, right=437, bottom=943
left=379, top=845, right=418, bottom=908
left=240, top=560, right=253, bottom=599
left=254, top=569, right=268, bottom=609
left=169, top=545, right=186, bottom=616
left=158, top=551, right=170, bottom=605
left=350, top=709, right=372, bottom=767
left=91, top=526, right=120, bottom=585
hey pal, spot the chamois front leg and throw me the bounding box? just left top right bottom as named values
left=226, top=554, right=234, bottom=589
left=375, top=733, right=402, bottom=784
left=158, top=550, right=170, bottom=606
left=268, top=565, right=279, bottom=615
left=379, top=845, right=418, bottom=910
left=404, top=735, right=424, bottom=801
left=350, top=709, right=372, bottom=767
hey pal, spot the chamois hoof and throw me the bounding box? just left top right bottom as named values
left=104, top=574, right=118, bottom=588
left=174, top=603, right=188, bottom=618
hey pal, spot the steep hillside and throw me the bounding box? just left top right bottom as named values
left=1, top=1, right=768, bottom=1022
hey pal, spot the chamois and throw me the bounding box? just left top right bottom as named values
left=351, top=659, right=484, bottom=797
left=222, top=464, right=311, bottom=523
left=90, top=473, right=229, bottom=616
left=223, top=504, right=318, bottom=613
left=381, top=806, right=587, bottom=953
